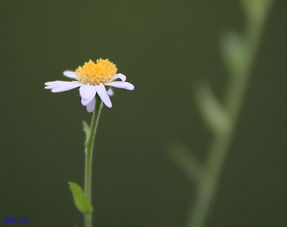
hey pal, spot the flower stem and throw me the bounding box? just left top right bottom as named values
left=84, top=97, right=103, bottom=227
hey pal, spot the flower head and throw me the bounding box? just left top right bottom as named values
left=75, top=59, right=117, bottom=85
left=45, top=59, right=134, bottom=112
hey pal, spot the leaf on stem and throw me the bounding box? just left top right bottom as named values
left=222, top=32, right=247, bottom=77
left=68, top=182, right=93, bottom=214
left=195, top=84, right=230, bottom=135
left=83, top=121, right=90, bottom=146
left=169, top=143, right=202, bottom=183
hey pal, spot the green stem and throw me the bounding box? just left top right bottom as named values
left=187, top=2, right=272, bottom=227
left=84, top=97, right=103, bottom=227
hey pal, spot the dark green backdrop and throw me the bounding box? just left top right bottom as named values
left=1, top=0, right=286, bottom=226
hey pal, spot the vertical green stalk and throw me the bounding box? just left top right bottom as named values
left=186, top=1, right=273, bottom=227
left=84, top=97, right=103, bottom=227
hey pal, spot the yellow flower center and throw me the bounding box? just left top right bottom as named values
left=75, top=59, right=117, bottom=85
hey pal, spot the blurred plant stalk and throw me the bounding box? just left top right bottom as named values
left=170, top=1, right=273, bottom=227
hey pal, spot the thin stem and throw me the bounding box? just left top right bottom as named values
left=187, top=3, right=272, bottom=227
left=84, top=97, right=103, bottom=227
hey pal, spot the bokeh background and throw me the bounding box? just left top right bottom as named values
left=1, top=0, right=286, bottom=226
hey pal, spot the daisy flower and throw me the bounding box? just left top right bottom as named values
left=44, top=59, right=135, bottom=112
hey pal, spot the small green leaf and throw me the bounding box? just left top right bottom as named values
left=68, top=182, right=93, bottom=214
left=169, top=143, right=202, bottom=183
left=83, top=121, right=90, bottom=146
left=195, top=84, right=230, bottom=135
left=222, top=32, right=247, bottom=77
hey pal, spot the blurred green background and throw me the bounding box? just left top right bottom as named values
left=1, top=0, right=286, bottom=226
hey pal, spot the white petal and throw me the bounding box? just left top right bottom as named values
left=63, top=70, right=77, bottom=79
left=45, top=81, right=69, bottom=88
left=86, top=98, right=96, bottom=112
left=45, top=80, right=80, bottom=87
left=44, top=81, right=81, bottom=93
left=112, top=73, right=126, bottom=81
left=96, top=84, right=112, bottom=108
left=105, top=81, right=135, bottom=90
left=107, top=88, right=114, bottom=96
left=51, top=84, right=81, bottom=93
left=79, top=85, right=97, bottom=106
